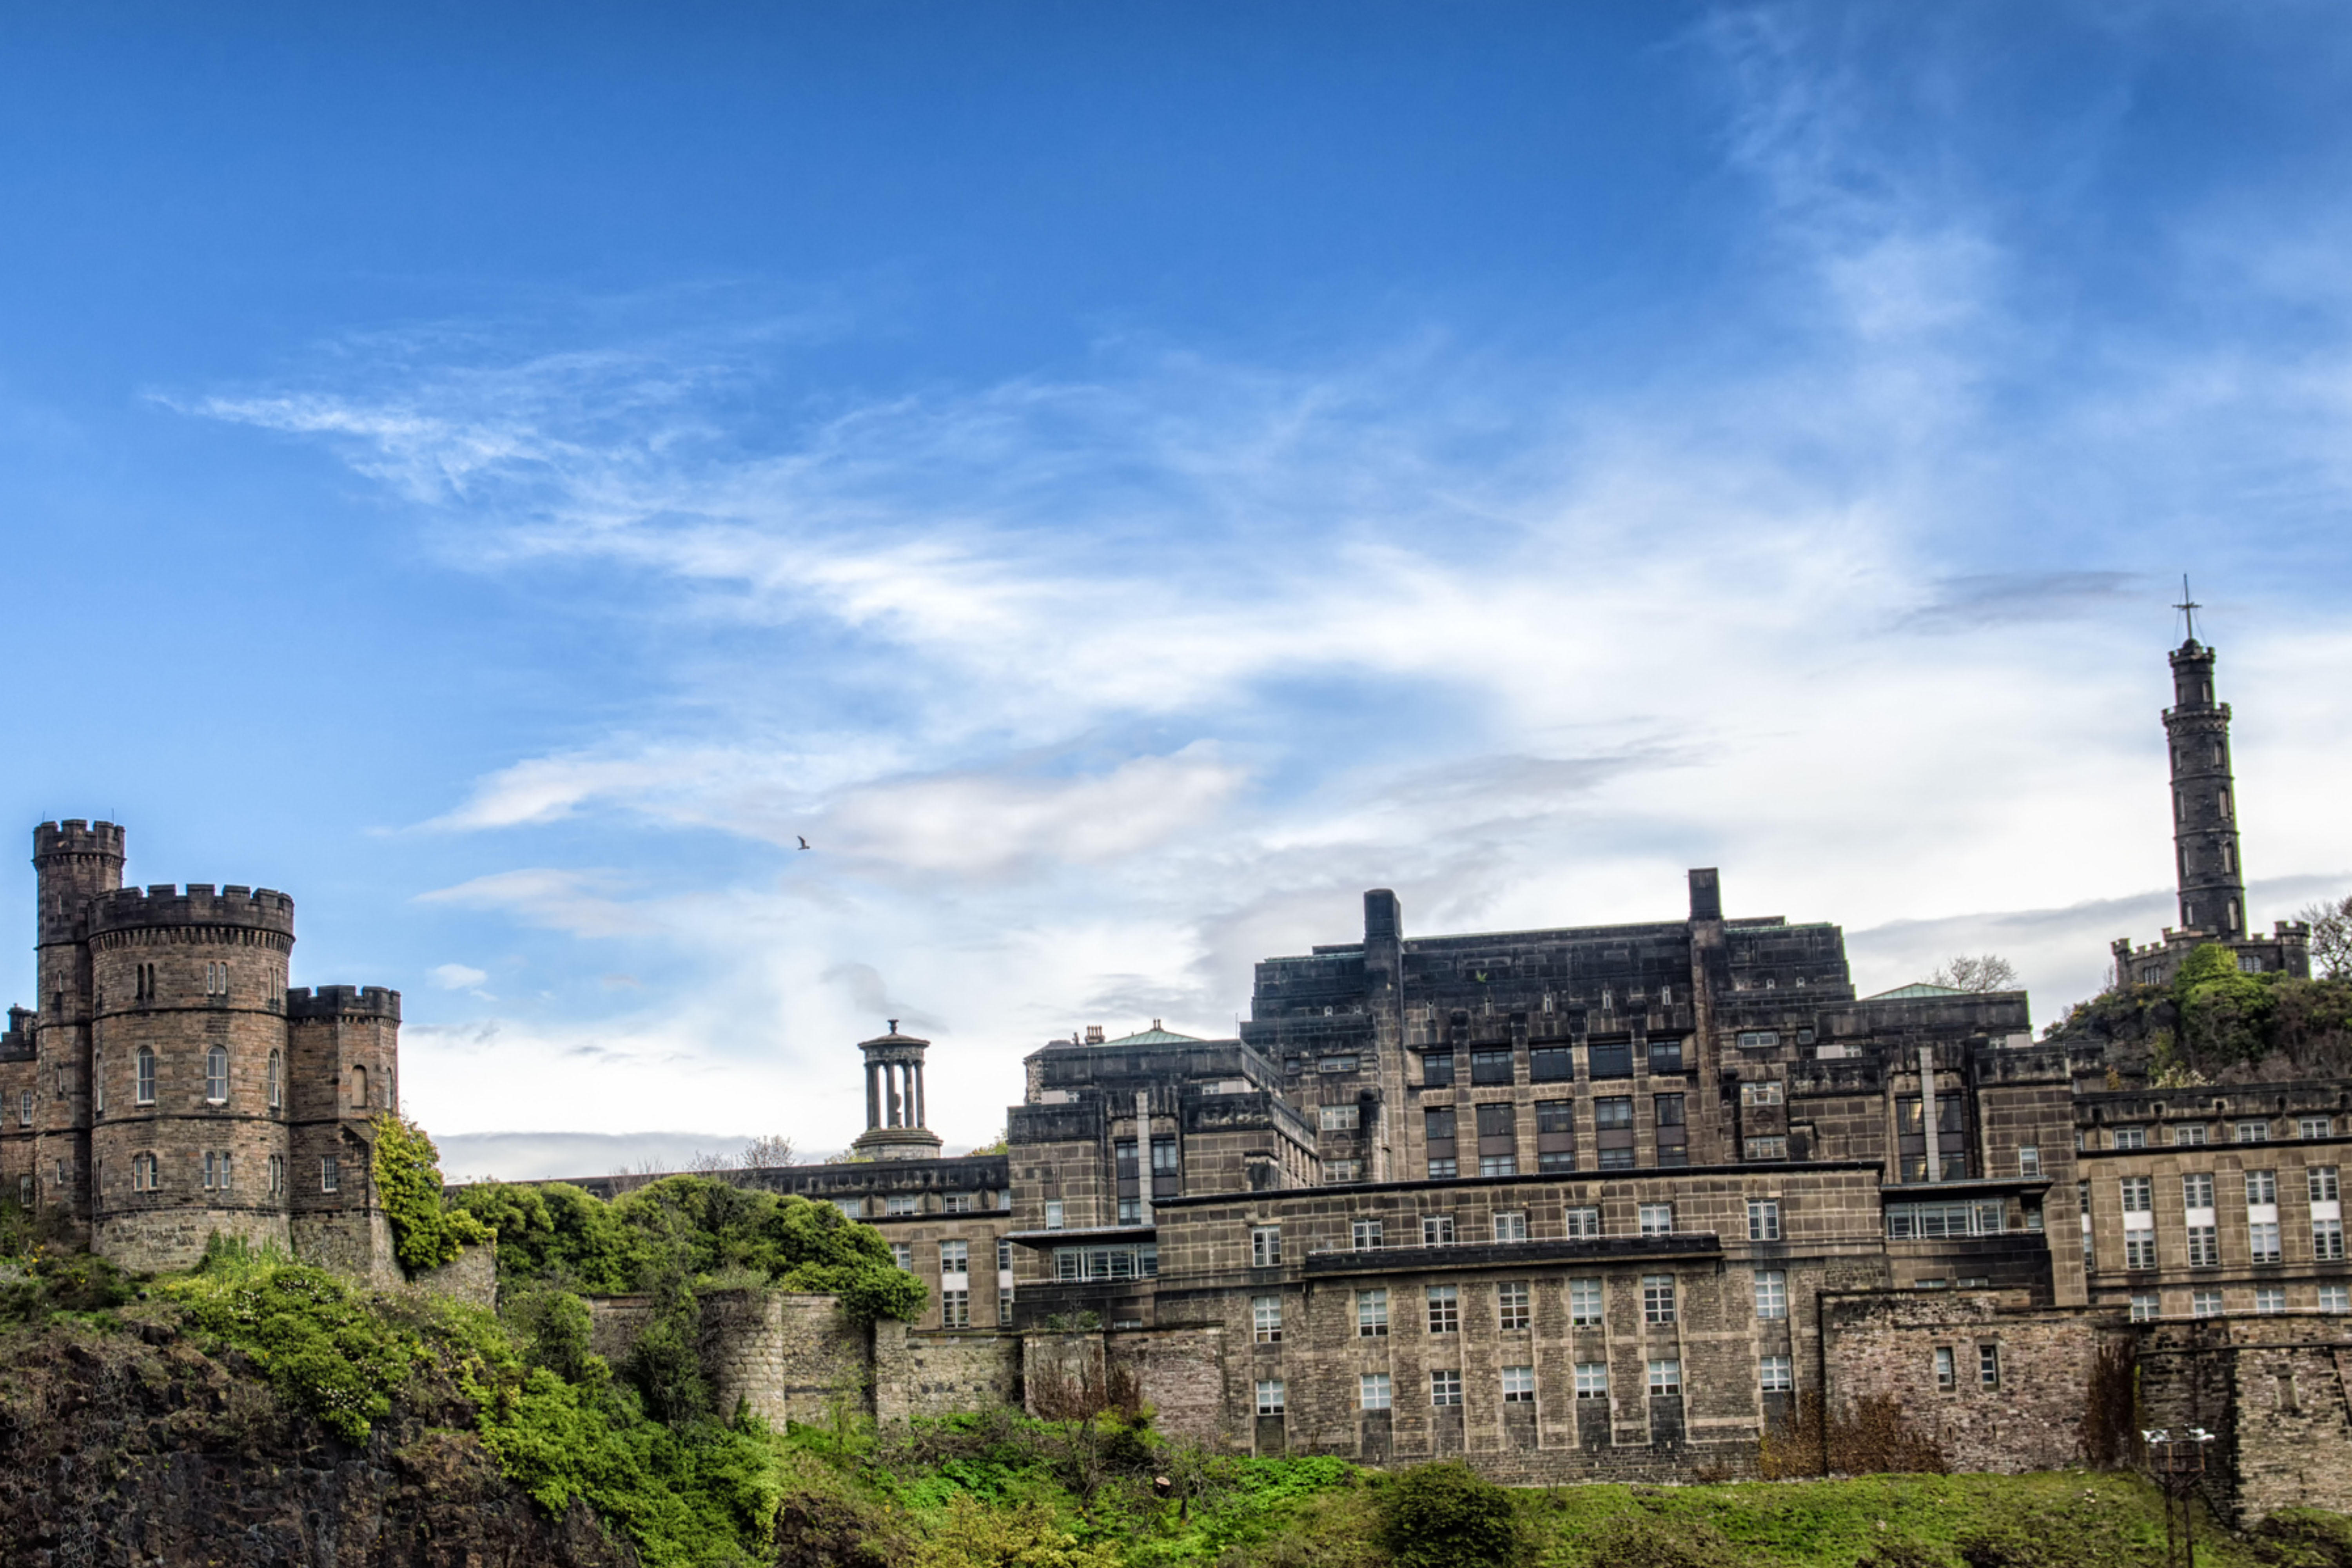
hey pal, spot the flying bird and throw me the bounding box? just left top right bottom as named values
left=797, top=836, right=811, bottom=850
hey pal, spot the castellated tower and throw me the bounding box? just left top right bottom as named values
left=2165, top=635, right=2247, bottom=940
left=0, top=820, right=403, bottom=1278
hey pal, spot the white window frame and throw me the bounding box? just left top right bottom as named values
left=1492, top=1210, right=1528, bottom=1242
left=1428, top=1369, right=1463, bottom=1407
left=1573, top=1361, right=1608, bottom=1398
left=1642, top=1273, right=1675, bottom=1324
left=1753, top=1269, right=1788, bottom=1320
left=1497, top=1280, right=1530, bottom=1330
left=1747, top=1200, right=1781, bottom=1241
left=1250, top=1225, right=1282, bottom=1268
left=1357, top=1288, right=1389, bottom=1337
left=1646, top=1358, right=1681, bottom=1396
left=1639, top=1203, right=1673, bottom=1237
left=1252, top=1294, right=1282, bottom=1343
left=1569, top=1276, right=1603, bottom=1327
left=1759, top=1354, right=1793, bottom=1393
left=1254, top=1379, right=1286, bottom=1417
left=1500, top=1365, right=1535, bottom=1404
left=1426, top=1284, right=1460, bottom=1334
left=1358, top=1373, right=1392, bottom=1410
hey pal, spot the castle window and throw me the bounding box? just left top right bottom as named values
left=2236, top=1120, right=2270, bottom=1143
left=352, top=1065, right=369, bottom=1109
left=203, top=1152, right=216, bottom=1189
left=891, top=1243, right=913, bottom=1269
left=1933, top=1347, right=1955, bottom=1390
left=2191, top=1290, right=2222, bottom=1318
left=2112, top=1126, right=2145, bottom=1150
left=321, top=1154, right=340, bottom=1193
left=998, top=1289, right=1014, bottom=1325
left=886, top=1194, right=916, bottom=1216
left=1324, top=1159, right=1362, bottom=1182
left=268, top=1051, right=282, bottom=1110
left=269, top=1155, right=284, bottom=1196
left=1978, top=1344, right=2001, bottom=1389
left=2323, top=1285, right=2351, bottom=1314
left=134, top=962, right=155, bottom=1001
left=1745, top=1136, right=1788, bottom=1160
left=133, top=1152, right=158, bottom=1192
left=1569, top=1277, right=1602, bottom=1326
left=1639, top=1203, right=1673, bottom=1237
left=2018, top=1146, right=2040, bottom=1177
left=1741, top=1080, right=1784, bottom=1107
left=205, top=961, right=228, bottom=997
left=2129, top=1294, right=2158, bottom=1322
left=1421, top=1049, right=1455, bottom=1087
left=19, top=1174, right=34, bottom=1206
left=1044, top=1201, right=1064, bottom=1229
left=2301, top=1117, right=2333, bottom=1140
left=1426, top=1157, right=1458, bottom=1179
left=1529, top=1046, right=1571, bottom=1083
left=205, top=1046, right=229, bottom=1104
left=135, top=1049, right=156, bottom=1105
left=1470, top=1049, right=1513, bottom=1085
left=19, top=1089, right=31, bottom=1125
left=1319, top=1103, right=1359, bottom=1132
left=1501, top=1365, right=1535, bottom=1404
left=834, top=1198, right=863, bottom=1219
left=93, top=1054, right=103, bottom=1114
left=2176, top=1123, right=2208, bottom=1146
left=1252, top=1294, right=1282, bottom=1342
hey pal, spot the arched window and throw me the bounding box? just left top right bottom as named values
left=352, top=1064, right=369, bottom=1109
left=205, top=1045, right=229, bottom=1104
left=268, top=1050, right=283, bottom=1110
left=135, top=1048, right=156, bottom=1106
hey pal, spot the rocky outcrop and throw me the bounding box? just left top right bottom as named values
left=0, top=1317, right=635, bottom=1568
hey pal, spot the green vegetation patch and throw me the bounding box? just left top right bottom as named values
left=372, top=1114, right=491, bottom=1274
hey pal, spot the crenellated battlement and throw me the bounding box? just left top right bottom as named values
left=286, top=984, right=401, bottom=1021
left=90, top=882, right=296, bottom=937
left=33, top=818, right=126, bottom=860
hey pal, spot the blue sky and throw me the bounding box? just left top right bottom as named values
left=5, top=2, right=2352, bottom=1177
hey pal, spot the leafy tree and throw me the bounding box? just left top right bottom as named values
left=1929, top=955, right=2019, bottom=993
left=2175, top=941, right=2276, bottom=1065
left=910, top=1495, right=1123, bottom=1568
left=372, top=1115, right=491, bottom=1274
left=2297, top=895, right=2352, bottom=981
left=742, top=1133, right=798, bottom=1168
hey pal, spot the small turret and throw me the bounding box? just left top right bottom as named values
left=851, top=1021, right=944, bottom=1160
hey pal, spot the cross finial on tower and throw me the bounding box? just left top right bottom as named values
left=2174, top=574, right=2202, bottom=643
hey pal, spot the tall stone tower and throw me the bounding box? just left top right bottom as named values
left=852, top=1023, right=943, bottom=1160
left=30, top=820, right=124, bottom=1232
left=2165, top=629, right=2247, bottom=940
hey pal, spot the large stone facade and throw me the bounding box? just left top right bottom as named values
left=0, top=821, right=400, bottom=1277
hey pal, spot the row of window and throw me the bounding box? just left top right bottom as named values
left=1931, top=1344, right=2002, bottom=1392
left=1253, top=1353, right=1769, bottom=1417
left=835, top=1191, right=1003, bottom=1219
left=2110, top=1169, right=2342, bottom=1269
left=111, top=1151, right=323, bottom=1196
left=2100, top=1117, right=2333, bottom=1149
left=1420, top=1038, right=1689, bottom=1089
left=2129, top=1284, right=2352, bottom=1320
left=123, top=960, right=236, bottom=1002
left=1251, top=1269, right=1796, bottom=1340
left=1312, top=1201, right=1780, bottom=1257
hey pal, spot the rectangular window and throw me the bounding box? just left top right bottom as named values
left=2250, top=1222, right=2283, bottom=1264
left=1594, top=1096, right=1633, bottom=1130
left=2322, top=1285, right=2350, bottom=1314
left=1250, top=1226, right=1282, bottom=1268
left=1574, top=1362, right=1608, bottom=1398
left=1539, top=1151, right=1579, bottom=1173
left=2018, top=1146, right=2041, bottom=1177
left=998, top=1238, right=1014, bottom=1272
left=1741, top=1080, right=1784, bottom=1106
left=1424, top=1107, right=1456, bottom=1143
left=1736, top=1030, right=1780, bottom=1049
left=1045, top=1200, right=1065, bottom=1229
left=1753, top=1269, right=1788, bottom=1320
left=1642, top=1274, right=1675, bottom=1324
left=2255, top=1287, right=2287, bottom=1315
left=945, top=1192, right=975, bottom=1213
left=1324, top=1160, right=1363, bottom=1183
left=1497, top=1281, right=1530, bottom=1330
left=1118, top=1197, right=1143, bottom=1223
left=1648, top=1038, right=1684, bottom=1073
left=2187, top=1226, right=2219, bottom=1268
left=136, top=1054, right=155, bottom=1105
left=321, top=1155, right=340, bottom=1193
left=2312, top=1167, right=2341, bottom=1203
left=1320, top=1103, right=1360, bottom=1131
left=2126, top=1232, right=2157, bottom=1270
left=1564, top=1206, right=1600, bottom=1238
left=939, top=1240, right=970, bottom=1274
left=1655, top=1094, right=1685, bottom=1127
left=1589, top=1040, right=1633, bottom=1078
left=1470, top=1049, right=1514, bottom=1085
left=268, top=1154, right=283, bottom=1197
left=1934, top=1347, right=1955, bottom=1390
left=2315, top=1219, right=2345, bottom=1261
left=1427, top=1285, right=1460, bottom=1333
left=2129, top=1294, right=2159, bottom=1323
left=1978, top=1344, right=2000, bottom=1389
left=1422, top=1051, right=1454, bottom=1087
left=1535, top=1099, right=1575, bottom=1134
left=1252, top=1294, right=1282, bottom=1343
left=1151, top=1137, right=1179, bottom=1176
left=203, top=1151, right=218, bottom=1190
left=1646, top=1359, right=1681, bottom=1396
left=1501, top=1365, right=1535, bottom=1404
left=2184, top=1172, right=2215, bottom=1209
left=833, top=1198, right=864, bottom=1220
left=2176, top=1123, right=2209, bottom=1146
left=1760, top=1355, right=1793, bottom=1393
left=1745, top=1136, right=1788, bottom=1161
left=2121, top=1177, right=2152, bottom=1212
left=1478, top=1154, right=1518, bottom=1177
left=2237, top=1121, right=2270, bottom=1143
left=1426, top=1158, right=1458, bottom=1179
left=891, top=1243, right=914, bottom=1270
left=1359, top=1373, right=1392, bottom=1410
left=1423, top=1215, right=1455, bottom=1246
left=15, top=1089, right=27, bottom=1127
left=885, top=1195, right=916, bottom=1216
left=1475, top=1101, right=1515, bottom=1140
left=2113, top=1126, right=2146, bottom=1150
left=1492, top=1211, right=1528, bottom=1242
left=1429, top=1370, right=1463, bottom=1407
left=1255, top=1379, right=1286, bottom=1417
left=1887, top=1200, right=2009, bottom=1239
left=1000, top=1288, right=1014, bottom=1325
left=1639, top=1203, right=1673, bottom=1236
left=1530, top=1046, right=1572, bottom=1082
left=1356, top=1288, right=1389, bottom=1337
left=2302, top=1116, right=2334, bottom=1139
left=1747, top=1200, right=1782, bottom=1241
left=2192, top=1290, right=2223, bottom=1318
left=1352, top=1218, right=1383, bottom=1250
left=2248, top=1169, right=2279, bottom=1205
left=1319, top=1055, right=1359, bottom=1073
left=941, top=1289, right=971, bottom=1328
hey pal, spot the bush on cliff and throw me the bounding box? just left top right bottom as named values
left=453, top=1173, right=925, bottom=1324
left=1374, top=1461, right=1518, bottom=1568
left=373, top=1114, right=492, bottom=1275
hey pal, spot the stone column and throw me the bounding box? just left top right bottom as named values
left=866, top=1062, right=881, bottom=1130
left=913, top=1064, right=926, bottom=1129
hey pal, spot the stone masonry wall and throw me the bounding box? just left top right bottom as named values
left=874, top=1321, right=1022, bottom=1418
left=699, top=1291, right=871, bottom=1427
left=412, top=1240, right=497, bottom=1309
left=2138, top=1316, right=2352, bottom=1527
left=1821, top=1290, right=2123, bottom=1473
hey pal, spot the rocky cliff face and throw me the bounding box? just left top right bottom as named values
left=0, top=1318, right=636, bottom=1568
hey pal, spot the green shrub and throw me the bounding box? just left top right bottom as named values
left=373, top=1114, right=491, bottom=1274
left=164, top=1254, right=423, bottom=1443
left=1375, top=1462, right=1517, bottom=1568
left=1572, top=1510, right=1744, bottom=1568
left=912, top=1494, right=1124, bottom=1568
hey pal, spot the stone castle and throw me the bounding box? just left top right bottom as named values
left=7, top=628, right=2350, bottom=1519
left=0, top=822, right=402, bottom=1278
